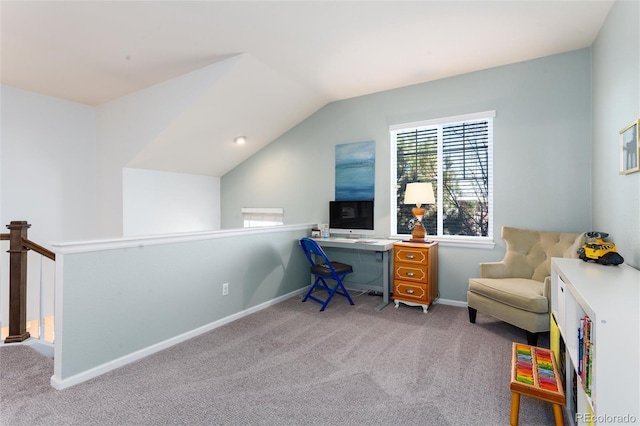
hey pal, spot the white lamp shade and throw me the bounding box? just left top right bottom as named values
left=404, top=182, right=435, bottom=206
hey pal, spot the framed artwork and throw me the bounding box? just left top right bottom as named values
left=619, top=119, right=639, bottom=174
left=335, top=140, right=375, bottom=201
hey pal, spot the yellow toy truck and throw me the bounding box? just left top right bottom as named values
left=577, top=232, right=624, bottom=265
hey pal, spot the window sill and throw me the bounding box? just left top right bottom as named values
left=389, top=235, right=495, bottom=249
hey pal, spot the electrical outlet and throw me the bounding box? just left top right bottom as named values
left=222, top=282, right=229, bottom=296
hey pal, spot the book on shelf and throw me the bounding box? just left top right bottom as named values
left=579, top=315, right=593, bottom=397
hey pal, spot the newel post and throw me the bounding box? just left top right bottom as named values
left=5, top=220, right=31, bottom=343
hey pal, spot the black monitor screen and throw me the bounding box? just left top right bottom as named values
left=329, top=200, right=374, bottom=231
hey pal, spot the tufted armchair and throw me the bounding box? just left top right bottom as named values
left=467, top=226, right=585, bottom=346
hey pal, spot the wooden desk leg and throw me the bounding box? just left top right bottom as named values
left=552, top=404, right=564, bottom=426
left=510, top=392, right=520, bottom=426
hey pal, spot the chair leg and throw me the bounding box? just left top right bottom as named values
left=302, top=277, right=321, bottom=302
left=510, top=392, right=520, bottom=426
left=552, top=403, right=564, bottom=426
left=303, top=275, right=354, bottom=311
left=526, top=331, right=539, bottom=346
left=319, top=279, right=353, bottom=311
left=468, top=307, right=477, bottom=323
left=335, top=279, right=354, bottom=305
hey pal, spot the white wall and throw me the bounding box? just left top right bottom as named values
left=123, top=168, right=220, bottom=236
left=0, top=85, right=98, bottom=324
left=0, top=86, right=98, bottom=241
left=592, top=0, right=640, bottom=268
left=0, top=71, right=228, bottom=328
left=95, top=61, right=233, bottom=238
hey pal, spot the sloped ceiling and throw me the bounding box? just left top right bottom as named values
left=1, top=1, right=613, bottom=177
left=126, top=53, right=326, bottom=176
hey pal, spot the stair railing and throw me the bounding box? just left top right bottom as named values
left=0, top=221, right=55, bottom=343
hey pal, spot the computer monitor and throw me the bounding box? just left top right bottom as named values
left=329, top=200, right=374, bottom=236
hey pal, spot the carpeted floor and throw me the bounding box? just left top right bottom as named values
left=1, top=291, right=560, bottom=425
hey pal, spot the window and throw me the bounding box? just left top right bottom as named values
left=241, top=208, right=284, bottom=228
left=390, top=111, right=494, bottom=242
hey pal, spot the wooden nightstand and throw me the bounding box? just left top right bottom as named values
left=392, top=241, right=438, bottom=313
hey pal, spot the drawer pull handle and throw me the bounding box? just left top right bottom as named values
left=406, top=289, right=415, bottom=294
left=406, top=254, right=415, bottom=259
left=406, top=272, right=415, bottom=277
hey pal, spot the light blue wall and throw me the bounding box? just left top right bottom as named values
left=54, top=226, right=310, bottom=385
left=592, top=0, right=640, bottom=268
left=222, top=49, right=593, bottom=302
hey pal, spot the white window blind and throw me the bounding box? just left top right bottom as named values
left=241, top=207, right=284, bottom=228
left=390, top=111, right=494, bottom=241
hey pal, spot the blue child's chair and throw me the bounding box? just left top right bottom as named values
left=299, top=237, right=355, bottom=311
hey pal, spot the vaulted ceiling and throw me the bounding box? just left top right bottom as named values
left=1, top=1, right=613, bottom=176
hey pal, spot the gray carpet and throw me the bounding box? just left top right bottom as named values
left=1, top=291, right=560, bottom=425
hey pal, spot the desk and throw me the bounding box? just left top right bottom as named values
left=313, top=237, right=396, bottom=311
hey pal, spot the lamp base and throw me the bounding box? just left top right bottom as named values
left=410, top=207, right=426, bottom=241
left=410, top=223, right=426, bottom=242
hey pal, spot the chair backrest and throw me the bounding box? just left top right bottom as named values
left=500, top=226, right=585, bottom=282
left=300, top=237, right=334, bottom=271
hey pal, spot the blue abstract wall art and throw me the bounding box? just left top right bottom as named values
left=335, top=140, right=375, bottom=201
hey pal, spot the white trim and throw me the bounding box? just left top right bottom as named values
left=50, top=287, right=309, bottom=390
left=386, top=235, right=495, bottom=249
left=434, top=238, right=495, bottom=249
left=486, top=117, right=495, bottom=241
left=389, top=110, right=496, bottom=131
left=389, top=134, right=399, bottom=238
left=49, top=224, right=313, bottom=254
left=53, top=254, right=64, bottom=379
left=389, top=111, right=495, bottom=241
left=435, top=298, right=468, bottom=308
left=0, top=338, right=55, bottom=359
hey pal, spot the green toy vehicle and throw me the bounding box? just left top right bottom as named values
left=577, top=232, right=624, bottom=265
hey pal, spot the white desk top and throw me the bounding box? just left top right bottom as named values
left=312, top=237, right=397, bottom=251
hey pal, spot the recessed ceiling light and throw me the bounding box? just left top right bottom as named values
left=234, top=136, right=246, bottom=145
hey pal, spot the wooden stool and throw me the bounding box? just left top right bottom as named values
left=510, top=342, right=565, bottom=426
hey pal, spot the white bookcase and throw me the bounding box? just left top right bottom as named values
left=551, top=258, right=639, bottom=425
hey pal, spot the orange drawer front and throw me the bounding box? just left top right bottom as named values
left=394, top=264, right=428, bottom=283
left=393, top=281, right=429, bottom=302
left=394, top=247, right=427, bottom=264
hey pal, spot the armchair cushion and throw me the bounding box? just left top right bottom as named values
left=468, top=278, right=548, bottom=313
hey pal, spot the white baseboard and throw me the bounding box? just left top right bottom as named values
left=49, top=287, right=465, bottom=390
left=434, top=298, right=468, bottom=308
left=0, top=338, right=55, bottom=359
left=51, top=287, right=309, bottom=390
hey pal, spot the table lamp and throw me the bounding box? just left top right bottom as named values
left=404, top=182, right=435, bottom=241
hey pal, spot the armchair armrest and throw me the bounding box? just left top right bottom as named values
left=479, top=261, right=512, bottom=279
left=543, top=276, right=552, bottom=310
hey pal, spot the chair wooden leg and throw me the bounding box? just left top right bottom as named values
left=468, top=307, right=477, bottom=323
left=552, top=404, right=564, bottom=426
left=526, top=331, right=539, bottom=346
left=510, top=392, right=520, bottom=426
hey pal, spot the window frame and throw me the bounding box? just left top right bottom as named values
left=390, top=111, right=495, bottom=247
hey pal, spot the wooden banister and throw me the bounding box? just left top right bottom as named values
left=1, top=221, right=55, bottom=343
left=23, top=238, right=56, bottom=261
